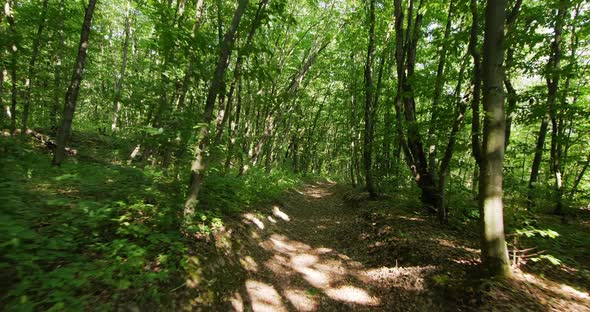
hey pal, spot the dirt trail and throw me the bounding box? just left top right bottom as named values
left=217, top=182, right=590, bottom=312
left=226, top=182, right=442, bottom=312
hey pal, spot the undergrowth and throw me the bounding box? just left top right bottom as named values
left=0, top=133, right=302, bottom=310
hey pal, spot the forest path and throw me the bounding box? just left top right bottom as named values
left=227, top=181, right=442, bottom=312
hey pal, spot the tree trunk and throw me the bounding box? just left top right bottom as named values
left=549, top=0, right=572, bottom=214
left=469, top=0, right=482, bottom=167
left=184, top=0, right=249, bottom=225
left=21, top=0, right=49, bottom=135
left=52, top=0, right=98, bottom=166
left=479, top=0, right=511, bottom=278
left=363, top=0, right=377, bottom=198
left=437, top=55, right=468, bottom=224
left=52, top=0, right=66, bottom=129
left=5, top=0, right=18, bottom=134
left=503, top=0, right=522, bottom=150
left=1, top=66, right=4, bottom=123
left=569, top=151, right=590, bottom=200
left=393, top=0, right=438, bottom=212
left=111, top=1, right=131, bottom=132
left=427, top=0, right=455, bottom=172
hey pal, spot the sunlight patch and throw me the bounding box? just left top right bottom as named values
left=245, top=280, right=287, bottom=312
left=244, top=213, right=265, bottom=230
left=230, top=291, right=244, bottom=312
left=295, top=267, right=331, bottom=288
left=291, top=253, right=318, bottom=267
left=240, top=256, right=258, bottom=272
left=272, top=206, right=291, bottom=221
left=325, top=285, right=380, bottom=305
left=284, top=289, right=318, bottom=311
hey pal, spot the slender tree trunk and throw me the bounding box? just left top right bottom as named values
left=111, top=1, right=131, bottom=132
left=52, top=0, right=66, bottom=129
left=550, top=0, right=573, bottom=214
left=363, top=0, right=377, bottom=198
left=529, top=0, right=567, bottom=210
left=5, top=0, right=18, bottom=134
left=52, top=0, right=98, bottom=166
left=21, top=0, right=49, bottom=135
left=503, top=0, right=523, bottom=149
left=393, top=0, right=438, bottom=212
left=437, top=55, right=468, bottom=224
left=184, top=0, right=249, bottom=225
left=427, top=0, right=454, bottom=172
left=349, top=52, right=357, bottom=187
left=479, top=0, right=511, bottom=278
left=215, top=0, right=268, bottom=149
left=1, top=66, right=4, bottom=123
left=570, top=151, right=590, bottom=200
left=469, top=0, right=482, bottom=167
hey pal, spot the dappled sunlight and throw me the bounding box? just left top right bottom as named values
left=272, top=205, right=291, bottom=221
left=244, top=213, right=265, bottom=230
left=240, top=256, right=258, bottom=272
left=517, top=271, right=590, bottom=300
left=324, top=285, right=380, bottom=305
left=246, top=280, right=288, bottom=312
left=294, top=183, right=335, bottom=199
left=434, top=238, right=479, bottom=254
left=230, top=291, right=244, bottom=312
left=284, top=288, right=318, bottom=311
left=241, top=223, right=383, bottom=310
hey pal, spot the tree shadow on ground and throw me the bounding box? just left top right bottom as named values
left=187, top=182, right=590, bottom=311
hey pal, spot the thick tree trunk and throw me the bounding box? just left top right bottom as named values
left=184, top=0, right=249, bottom=225
left=21, top=0, right=49, bottom=135
left=479, top=0, right=511, bottom=278
left=52, top=0, right=97, bottom=166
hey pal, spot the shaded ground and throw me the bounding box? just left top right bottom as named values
left=207, top=182, right=590, bottom=311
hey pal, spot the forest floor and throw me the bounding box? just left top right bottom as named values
left=2, top=131, right=589, bottom=311
left=208, top=182, right=590, bottom=312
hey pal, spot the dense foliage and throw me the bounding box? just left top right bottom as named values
left=1, top=0, right=589, bottom=310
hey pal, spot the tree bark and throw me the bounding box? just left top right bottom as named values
left=21, top=0, right=49, bottom=135
left=479, top=0, right=511, bottom=278
left=363, top=0, right=377, bottom=198
left=528, top=0, right=567, bottom=210
left=549, top=0, right=573, bottom=214
left=52, top=0, right=98, bottom=166
left=437, top=55, right=468, bottom=224
left=393, top=0, right=438, bottom=212
left=570, top=151, right=590, bottom=200
left=111, top=1, right=131, bottom=132
left=5, top=0, right=18, bottom=134
left=469, top=0, right=482, bottom=167
left=184, top=0, right=249, bottom=225
left=52, top=0, right=66, bottom=129
left=427, top=0, right=454, bottom=172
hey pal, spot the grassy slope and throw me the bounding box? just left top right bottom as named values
left=0, top=132, right=300, bottom=311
